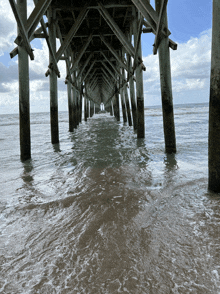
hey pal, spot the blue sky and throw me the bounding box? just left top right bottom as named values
left=0, top=0, right=212, bottom=114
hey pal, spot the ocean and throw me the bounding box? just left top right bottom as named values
left=0, top=102, right=220, bottom=293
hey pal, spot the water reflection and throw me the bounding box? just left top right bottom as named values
left=22, top=159, right=34, bottom=184
left=53, top=143, right=61, bottom=152
left=2, top=113, right=220, bottom=293
left=164, top=153, right=178, bottom=171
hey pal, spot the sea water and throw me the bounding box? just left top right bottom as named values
left=0, top=103, right=220, bottom=293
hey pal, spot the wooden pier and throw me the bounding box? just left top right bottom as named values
left=8, top=0, right=220, bottom=192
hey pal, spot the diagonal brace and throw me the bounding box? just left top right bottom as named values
left=99, top=34, right=128, bottom=71
left=14, top=0, right=52, bottom=45
left=76, top=52, right=94, bottom=81
left=56, top=4, right=89, bottom=62
left=8, top=0, right=34, bottom=60
left=70, top=34, right=93, bottom=74
left=98, top=2, right=135, bottom=57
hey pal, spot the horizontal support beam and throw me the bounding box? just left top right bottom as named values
left=52, top=4, right=133, bottom=10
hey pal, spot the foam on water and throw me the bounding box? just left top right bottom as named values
left=0, top=104, right=220, bottom=293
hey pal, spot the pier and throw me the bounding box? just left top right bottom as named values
left=8, top=0, right=220, bottom=192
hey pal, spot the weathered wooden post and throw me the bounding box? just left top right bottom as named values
left=18, top=0, right=31, bottom=160
left=120, top=87, right=127, bottom=123
left=114, top=87, right=120, bottom=121
left=90, top=100, right=94, bottom=117
left=208, top=0, right=220, bottom=192
left=67, top=77, right=74, bottom=132
left=71, top=70, right=78, bottom=129
left=87, top=98, right=90, bottom=118
left=79, top=84, right=83, bottom=122
left=110, top=101, right=113, bottom=116
left=133, top=8, right=145, bottom=138
left=122, top=68, right=132, bottom=126
left=95, top=103, right=100, bottom=114
left=76, top=89, right=80, bottom=125
left=155, top=0, right=176, bottom=153
left=127, top=31, right=137, bottom=129
left=105, top=101, right=110, bottom=113
left=84, top=96, right=87, bottom=121
left=49, top=8, right=59, bottom=144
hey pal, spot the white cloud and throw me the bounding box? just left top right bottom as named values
left=143, top=29, right=211, bottom=105
left=0, top=0, right=35, bottom=56
left=0, top=20, right=212, bottom=113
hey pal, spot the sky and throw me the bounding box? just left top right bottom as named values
left=0, top=0, right=213, bottom=114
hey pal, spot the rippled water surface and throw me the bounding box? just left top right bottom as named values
left=0, top=103, right=220, bottom=293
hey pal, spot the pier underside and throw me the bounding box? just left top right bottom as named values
left=9, top=0, right=178, bottom=158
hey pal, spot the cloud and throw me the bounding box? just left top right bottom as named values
left=143, top=29, right=211, bottom=105
left=0, top=24, right=212, bottom=113
left=0, top=0, right=35, bottom=56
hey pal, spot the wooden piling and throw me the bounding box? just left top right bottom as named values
left=76, top=90, right=80, bottom=125
left=95, top=103, right=100, bottom=114
left=71, top=71, right=78, bottom=129
left=127, top=48, right=137, bottom=129
left=84, top=97, right=87, bottom=121
left=110, top=101, right=113, bottom=116
left=114, top=89, right=120, bottom=121
left=120, top=87, right=127, bottom=123
left=208, top=0, right=220, bottom=192
left=79, top=85, right=83, bottom=123
left=133, top=8, right=145, bottom=138
left=18, top=0, right=31, bottom=160
left=67, top=79, right=74, bottom=132
left=90, top=100, right=94, bottom=117
left=155, top=0, right=176, bottom=153
left=122, top=68, right=132, bottom=126
left=49, top=8, right=59, bottom=144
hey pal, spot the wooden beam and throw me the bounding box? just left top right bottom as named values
left=55, top=4, right=89, bottom=62
left=133, top=16, right=143, bottom=70
left=98, top=2, right=135, bottom=57
left=52, top=4, right=133, bottom=10
left=131, top=0, right=170, bottom=37
left=56, top=23, right=70, bottom=78
left=81, top=60, right=96, bottom=83
left=127, top=31, right=137, bottom=130
left=33, top=0, right=60, bottom=77
left=8, top=0, right=34, bottom=60
left=100, top=51, right=126, bottom=82
left=153, top=0, right=168, bottom=55
left=17, top=0, right=31, bottom=160
left=69, top=34, right=93, bottom=74
left=101, top=61, right=118, bottom=82
left=99, top=34, right=128, bottom=71
left=76, top=52, right=94, bottom=80
left=9, top=24, right=46, bottom=58
left=101, top=68, right=115, bottom=89
left=143, top=19, right=177, bottom=50
left=49, top=8, right=59, bottom=144
left=14, top=0, right=52, bottom=46
left=133, top=8, right=145, bottom=138
left=155, top=0, right=176, bottom=152
left=208, top=0, right=220, bottom=192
